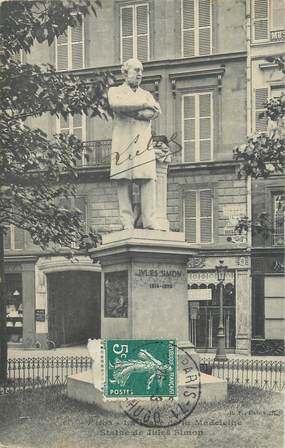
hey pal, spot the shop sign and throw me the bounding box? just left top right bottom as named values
left=188, top=271, right=234, bottom=284
left=188, top=289, right=212, bottom=301
left=270, top=30, right=285, bottom=41
left=35, top=309, right=45, bottom=322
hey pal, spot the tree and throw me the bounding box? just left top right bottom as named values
left=0, top=0, right=114, bottom=380
left=232, top=56, right=285, bottom=238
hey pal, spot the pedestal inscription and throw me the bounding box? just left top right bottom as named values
left=134, top=267, right=183, bottom=290
left=132, top=262, right=188, bottom=339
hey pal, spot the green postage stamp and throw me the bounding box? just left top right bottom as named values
left=103, top=339, right=177, bottom=399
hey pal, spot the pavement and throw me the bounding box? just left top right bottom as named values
left=7, top=345, right=285, bottom=362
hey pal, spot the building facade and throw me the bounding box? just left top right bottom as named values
left=4, top=0, right=284, bottom=354
left=249, top=0, right=285, bottom=355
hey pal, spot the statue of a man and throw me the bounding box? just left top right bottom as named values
left=108, top=58, right=161, bottom=230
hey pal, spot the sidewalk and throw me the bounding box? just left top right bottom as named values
left=7, top=345, right=285, bottom=362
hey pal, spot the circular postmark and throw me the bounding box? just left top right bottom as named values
left=119, top=341, right=201, bottom=428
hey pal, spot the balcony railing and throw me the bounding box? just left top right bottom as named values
left=80, top=136, right=178, bottom=167
left=81, top=140, right=112, bottom=167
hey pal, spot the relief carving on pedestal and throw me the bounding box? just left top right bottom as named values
left=104, top=271, right=128, bottom=318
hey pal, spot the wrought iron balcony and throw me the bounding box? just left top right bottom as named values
left=80, top=136, right=174, bottom=167
left=81, top=140, right=112, bottom=167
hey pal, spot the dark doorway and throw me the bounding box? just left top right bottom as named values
left=47, top=271, right=100, bottom=347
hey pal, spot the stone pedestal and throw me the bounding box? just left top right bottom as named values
left=69, top=231, right=228, bottom=408
left=90, top=230, right=194, bottom=340
left=67, top=369, right=227, bottom=408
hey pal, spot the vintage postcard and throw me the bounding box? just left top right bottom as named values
left=0, top=0, right=284, bottom=447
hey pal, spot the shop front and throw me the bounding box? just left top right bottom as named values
left=187, top=253, right=251, bottom=354
left=5, top=258, right=37, bottom=348
left=188, top=270, right=236, bottom=351
left=252, top=251, right=285, bottom=356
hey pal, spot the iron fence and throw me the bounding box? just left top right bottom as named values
left=200, top=357, right=285, bottom=392
left=1, top=356, right=284, bottom=395
left=0, top=356, right=92, bottom=394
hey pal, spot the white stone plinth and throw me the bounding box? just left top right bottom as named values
left=102, top=229, right=185, bottom=245
left=67, top=370, right=227, bottom=409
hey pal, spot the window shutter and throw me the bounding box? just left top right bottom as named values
left=4, top=227, right=11, bottom=250
left=121, top=6, right=134, bottom=62
left=183, top=95, right=196, bottom=162
left=182, top=0, right=195, bottom=57
left=198, top=0, right=211, bottom=55
left=71, top=21, right=84, bottom=69
left=136, top=4, right=149, bottom=61
left=255, top=88, right=268, bottom=131
left=199, top=190, right=212, bottom=243
left=272, top=0, right=285, bottom=31
left=185, top=191, right=197, bottom=243
left=56, top=17, right=84, bottom=70
left=199, top=93, right=212, bottom=161
left=14, top=227, right=25, bottom=250
left=273, top=194, right=285, bottom=246
left=73, top=114, right=83, bottom=140
left=57, top=32, right=69, bottom=71
left=253, top=0, right=269, bottom=41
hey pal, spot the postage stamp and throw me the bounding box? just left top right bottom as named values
left=104, top=339, right=177, bottom=399
left=122, top=341, right=201, bottom=427
left=88, top=338, right=201, bottom=427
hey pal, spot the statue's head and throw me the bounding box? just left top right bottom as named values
left=121, top=58, right=143, bottom=88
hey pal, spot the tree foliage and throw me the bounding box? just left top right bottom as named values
left=0, top=0, right=114, bottom=251
left=232, top=56, right=285, bottom=238
left=233, top=56, right=285, bottom=179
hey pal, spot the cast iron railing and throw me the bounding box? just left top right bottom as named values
left=1, top=356, right=284, bottom=395
left=80, top=136, right=180, bottom=167
left=82, top=140, right=112, bottom=166
left=0, top=356, right=92, bottom=394
left=200, top=357, right=285, bottom=392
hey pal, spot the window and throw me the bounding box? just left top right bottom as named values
left=253, top=0, right=285, bottom=43
left=272, top=193, right=285, bottom=247
left=57, top=114, right=86, bottom=140
left=120, top=3, right=150, bottom=62
left=55, top=18, right=85, bottom=70
left=184, top=189, right=213, bottom=243
left=254, top=86, right=285, bottom=132
left=56, top=114, right=87, bottom=164
left=181, top=0, right=212, bottom=57
left=182, top=92, right=213, bottom=162
left=4, top=226, right=25, bottom=251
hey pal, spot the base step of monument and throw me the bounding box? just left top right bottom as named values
left=67, top=369, right=227, bottom=414
left=102, top=229, right=186, bottom=245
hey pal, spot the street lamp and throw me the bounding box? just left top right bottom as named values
left=214, top=260, right=228, bottom=362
